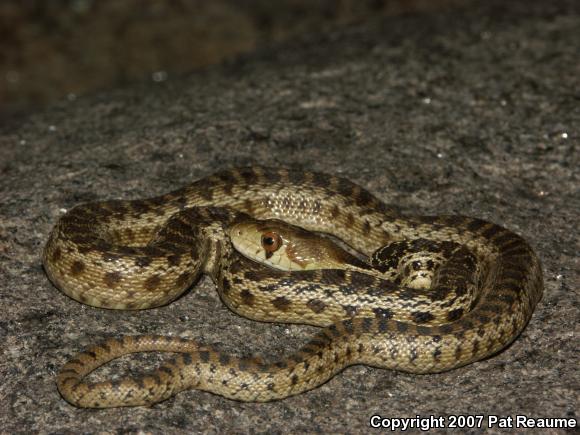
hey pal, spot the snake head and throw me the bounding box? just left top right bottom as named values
left=229, top=218, right=360, bottom=271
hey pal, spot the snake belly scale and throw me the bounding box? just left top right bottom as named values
left=42, top=166, right=543, bottom=408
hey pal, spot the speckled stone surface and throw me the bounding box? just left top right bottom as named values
left=0, top=0, right=578, bottom=433
left=0, top=0, right=463, bottom=112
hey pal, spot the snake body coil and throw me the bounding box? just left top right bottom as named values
left=42, top=167, right=543, bottom=408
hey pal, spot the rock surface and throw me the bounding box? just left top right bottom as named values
left=0, top=0, right=578, bottom=433
left=1, top=0, right=463, bottom=112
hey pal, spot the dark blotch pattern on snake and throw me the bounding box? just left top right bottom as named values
left=42, top=167, right=543, bottom=408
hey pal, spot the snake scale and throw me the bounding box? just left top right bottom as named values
left=42, top=166, right=543, bottom=408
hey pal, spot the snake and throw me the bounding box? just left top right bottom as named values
left=42, top=166, right=544, bottom=408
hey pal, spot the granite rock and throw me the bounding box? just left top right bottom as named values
left=0, top=0, right=578, bottom=433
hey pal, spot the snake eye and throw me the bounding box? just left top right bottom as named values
left=261, top=231, right=282, bottom=253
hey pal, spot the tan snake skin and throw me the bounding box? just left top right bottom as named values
left=42, top=167, right=544, bottom=408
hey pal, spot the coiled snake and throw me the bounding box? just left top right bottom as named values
left=42, top=167, right=543, bottom=408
